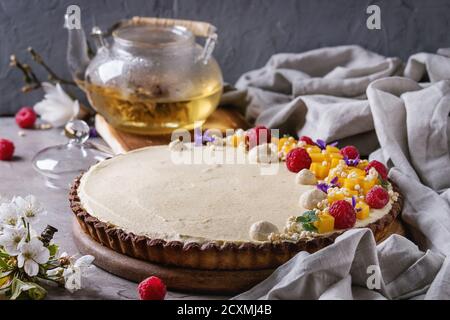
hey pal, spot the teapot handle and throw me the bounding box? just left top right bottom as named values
left=198, top=30, right=218, bottom=64
left=91, top=26, right=108, bottom=49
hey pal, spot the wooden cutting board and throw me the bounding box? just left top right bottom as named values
left=73, top=217, right=405, bottom=294
left=95, top=108, right=249, bottom=154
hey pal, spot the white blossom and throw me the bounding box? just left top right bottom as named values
left=62, top=254, right=95, bottom=292
left=33, top=82, right=80, bottom=128
left=14, top=195, right=46, bottom=222
left=17, top=238, right=50, bottom=277
left=0, top=202, right=19, bottom=228
left=0, top=225, right=27, bottom=256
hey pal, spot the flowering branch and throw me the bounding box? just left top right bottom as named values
left=27, top=48, right=76, bottom=86
left=0, top=195, right=93, bottom=300
left=9, top=47, right=77, bottom=95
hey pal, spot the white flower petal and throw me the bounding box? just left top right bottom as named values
left=0, top=203, right=18, bottom=226
left=17, top=254, right=25, bottom=268
left=64, top=272, right=81, bottom=292
left=33, top=82, right=79, bottom=128
left=34, top=247, right=50, bottom=264
left=74, top=255, right=95, bottom=268
left=47, top=267, right=63, bottom=277
left=3, top=244, right=20, bottom=256
left=24, top=259, right=39, bottom=277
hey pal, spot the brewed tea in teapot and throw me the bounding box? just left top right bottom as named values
left=67, top=17, right=223, bottom=135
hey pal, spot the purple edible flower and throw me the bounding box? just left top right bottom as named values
left=330, top=176, right=339, bottom=185
left=194, top=127, right=203, bottom=146
left=352, top=196, right=362, bottom=212
left=316, top=177, right=340, bottom=193
left=344, top=156, right=360, bottom=167
left=315, top=139, right=339, bottom=150
left=329, top=141, right=339, bottom=147
left=89, top=127, right=98, bottom=138
left=316, top=183, right=330, bottom=193
left=194, top=128, right=215, bottom=146
left=315, top=139, right=327, bottom=150
left=202, top=132, right=215, bottom=143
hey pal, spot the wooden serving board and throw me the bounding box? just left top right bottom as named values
left=95, top=108, right=249, bottom=154
left=72, top=218, right=273, bottom=295
left=73, top=217, right=405, bottom=294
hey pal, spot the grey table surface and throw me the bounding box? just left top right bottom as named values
left=0, top=117, right=227, bottom=300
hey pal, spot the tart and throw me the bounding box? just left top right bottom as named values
left=70, top=131, right=402, bottom=270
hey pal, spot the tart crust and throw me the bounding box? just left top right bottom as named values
left=69, top=175, right=403, bottom=270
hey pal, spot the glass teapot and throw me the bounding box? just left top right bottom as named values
left=66, top=17, right=223, bottom=135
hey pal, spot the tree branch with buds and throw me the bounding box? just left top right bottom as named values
left=10, top=47, right=77, bottom=94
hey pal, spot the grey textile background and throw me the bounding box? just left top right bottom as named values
left=1, top=0, right=450, bottom=115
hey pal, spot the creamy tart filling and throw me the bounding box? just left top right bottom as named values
left=78, top=145, right=314, bottom=243
left=78, top=143, right=395, bottom=244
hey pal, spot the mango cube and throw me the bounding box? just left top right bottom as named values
left=348, top=168, right=366, bottom=177
left=329, top=152, right=343, bottom=159
left=310, top=153, right=326, bottom=162
left=357, top=160, right=369, bottom=170
left=306, top=146, right=322, bottom=154
left=326, top=146, right=340, bottom=153
left=277, top=137, right=297, bottom=152
left=314, top=213, right=335, bottom=233
left=341, top=187, right=358, bottom=197
left=355, top=202, right=370, bottom=220
left=330, top=158, right=342, bottom=169
left=343, top=178, right=363, bottom=191
left=362, top=179, right=377, bottom=194
left=327, top=192, right=345, bottom=204
left=310, top=162, right=329, bottom=179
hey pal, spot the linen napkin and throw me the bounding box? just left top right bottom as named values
left=226, top=45, right=450, bottom=299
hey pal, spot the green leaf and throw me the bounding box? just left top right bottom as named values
left=302, top=223, right=318, bottom=232
left=0, top=251, right=10, bottom=258
left=9, top=278, right=47, bottom=300
left=0, top=270, right=13, bottom=278
left=0, top=258, right=10, bottom=270
left=27, top=283, right=47, bottom=300
left=378, top=177, right=390, bottom=189
left=10, top=278, right=35, bottom=300
left=296, top=210, right=319, bottom=232
left=47, top=244, right=59, bottom=257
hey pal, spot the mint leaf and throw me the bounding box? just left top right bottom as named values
left=296, top=210, right=319, bottom=232
left=302, top=223, right=318, bottom=232
left=378, top=177, right=390, bottom=189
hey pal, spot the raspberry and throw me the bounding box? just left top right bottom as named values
left=340, top=145, right=359, bottom=160
left=329, top=200, right=356, bottom=229
left=246, top=126, right=271, bottom=148
left=138, top=276, right=166, bottom=300
left=15, top=107, right=37, bottom=129
left=0, top=139, right=15, bottom=161
left=365, top=186, right=389, bottom=209
left=285, top=148, right=312, bottom=173
left=299, top=136, right=315, bottom=145
left=365, top=160, right=388, bottom=180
